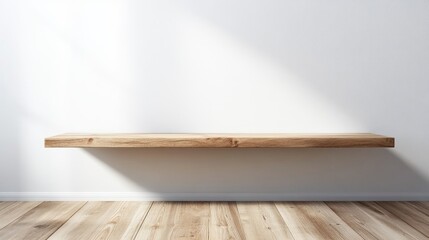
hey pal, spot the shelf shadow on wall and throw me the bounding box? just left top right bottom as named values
left=85, top=148, right=428, bottom=201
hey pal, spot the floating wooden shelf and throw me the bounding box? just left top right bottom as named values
left=45, top=133, right=394, bottom=148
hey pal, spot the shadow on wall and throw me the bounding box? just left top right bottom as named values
left=85, top=148, right=428, bottom=200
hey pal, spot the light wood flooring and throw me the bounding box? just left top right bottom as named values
left=0, top=202, right=428, bottom=239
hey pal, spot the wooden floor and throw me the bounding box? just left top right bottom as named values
left=0, top=202, right=428, bottom=239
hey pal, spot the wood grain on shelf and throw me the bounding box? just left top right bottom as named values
left=45, top=133, right=395, bottom=148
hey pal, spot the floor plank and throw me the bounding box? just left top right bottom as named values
left=378, top=202, right=429, bottom=237
left=275, top=202, right=363, bottom=240
left=209, top=202, right=246, bottom=240
left=1, top=201, right=428, bottom=240
left=0, top=202, right=42, bottom=230
left=410, top=202, right=429, bottom=215
left=237, top=202, right=294, bottom=240
left=0, top=202, right=15, bottom=211
left=135, top=202, right=210, bottom=240
left=48, top=201, right=152, bottom=240
left=328, top=202, right=427, bottom=240
left=0, top=202, right=84, bottom=240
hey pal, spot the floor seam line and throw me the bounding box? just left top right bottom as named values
left=132, top=201, right=154, bottom=240
left=0, top=201, right=44, bottom=231
left=45, top=201, right=88, bottom=240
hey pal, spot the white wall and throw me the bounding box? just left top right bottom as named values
left=1, top=0, right=429, bottom=200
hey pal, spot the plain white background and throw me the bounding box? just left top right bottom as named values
left=1, top=0, right=428, bottom=200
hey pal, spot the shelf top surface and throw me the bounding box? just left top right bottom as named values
left=45, top=133, right=395, bottom=148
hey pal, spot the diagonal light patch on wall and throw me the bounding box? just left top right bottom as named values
left=6, top=0, right=428, bottom=196
left=15, top=0, right=139, bottom=191
left=173, top=11, right=363, bottom=133
left=167, top=0, right=429, bottom=183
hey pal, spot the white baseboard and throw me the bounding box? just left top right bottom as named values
left=1, top=192, right=429, bottom=201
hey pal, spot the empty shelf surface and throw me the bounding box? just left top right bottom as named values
left=45, top=133, right=394, bottom=148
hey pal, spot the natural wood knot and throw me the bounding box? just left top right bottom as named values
left=34, top=224, right=49, bottom=229
left=231, top=139, right=239, bottom=147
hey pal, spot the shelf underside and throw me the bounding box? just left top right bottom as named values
left=45, top=133, right=395, bottom=148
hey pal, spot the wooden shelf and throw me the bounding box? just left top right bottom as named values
left=45, top=133, right=394, bottom=148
